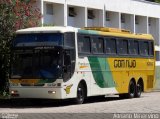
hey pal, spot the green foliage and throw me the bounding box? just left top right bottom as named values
left=154, top=0, right=160, bottom=3
left=155, top=0, right=160, bottom=3
left=0, top=0, right=41, bottom=96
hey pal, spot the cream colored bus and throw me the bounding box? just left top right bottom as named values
left=9, top=26, right=155, bottom=104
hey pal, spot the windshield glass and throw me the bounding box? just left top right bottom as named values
left=11, top=49, right=62, bottom=79
left=13, top=33, right=63, bottom=47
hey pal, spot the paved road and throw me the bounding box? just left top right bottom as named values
left=0, top=92, right=160, bottom=119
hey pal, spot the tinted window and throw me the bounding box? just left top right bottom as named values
left=149, top=41, right=154, bottom=56
left=139, top=41, right=149, bottom=56
left=92, top=37, right=104, bottom=53
left=129, top=40, right=139, bottom=55
left=78, top=35, right=91, bottom=53
left=117, top=39, right=128, bottom=55
left=14, top=33, right=63, bottom=47
left=64, top=32, right=75, bottom=48
left=106, top=38, right=117, bottom=54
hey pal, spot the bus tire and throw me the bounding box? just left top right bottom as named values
left=127, top=80, right=136, bottom=98
left=75, top=83, right=86, bottom=104
left=135, top=80, right=142, bottom=98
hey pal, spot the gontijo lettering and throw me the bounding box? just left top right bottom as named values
left=114, top=60, right=136, bottom=68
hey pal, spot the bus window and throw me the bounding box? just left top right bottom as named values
left=92, top=37, right=104, bottom=54
left=78, top=35, right=91, bottom=54
left=106, top=38, right=117, bottom=54
left=139, top=41, right=149, bottom=56
left=149, top=41, right=154, bottom=56
left=117, top=39, right=128, bottom=55
left=128, top=40, right=139, bottom=55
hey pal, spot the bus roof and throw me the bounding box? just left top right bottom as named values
left=79, top=27, right=154, bottom=40
left=16, top=26, right=78, bottom=34
left=16, top=26, right=154, bottom=40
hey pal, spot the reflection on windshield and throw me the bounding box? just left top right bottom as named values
left=11, top=49, right=62, bottom=79
left=13, top=33, right=63, bottom=47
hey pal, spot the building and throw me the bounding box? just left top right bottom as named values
left=35, top=0, right=160, bottom=60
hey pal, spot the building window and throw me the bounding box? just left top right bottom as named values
left=46, top=3, right=54, bottom=15
left=106, top=12, right=110, bottom=21
left=69, top=7, right=77, bottom=17
left=88, top=10, right=95, bottom=19
left=135, top=16, right=139, bottom=24
left=121, top=14, right=125, bottom=23
left=148, top=18, right=151, bottom=26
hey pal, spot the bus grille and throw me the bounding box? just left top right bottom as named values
left=21, top=83, right=45, bottom=86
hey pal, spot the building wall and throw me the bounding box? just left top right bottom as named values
left=38, top=0, right=160, bottom=59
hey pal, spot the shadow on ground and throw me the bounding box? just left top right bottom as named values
left=0, top=95, right=146, bottom=109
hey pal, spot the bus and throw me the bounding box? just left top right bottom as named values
left=9, top=26, right=155, bottom=104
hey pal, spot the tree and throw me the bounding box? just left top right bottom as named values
left=0, top=0, right=41, bottom=95
left=155, top=0, right=160, bottom=3
left=145, top=0, right=160, bottom=3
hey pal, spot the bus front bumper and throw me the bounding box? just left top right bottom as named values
left=9, top=87, right=64, bottom=99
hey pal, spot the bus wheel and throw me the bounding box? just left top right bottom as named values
left=75, top=83, right=85, bottom=104
left=135, top=81, right=142, bottom=98
left=127, top=80, right=136, bottom=98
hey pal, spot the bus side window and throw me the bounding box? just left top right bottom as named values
left=128, top=40, right=139, bottom=55
left=92, top=37, right=104, bottom=54
left=134, top=40, right=139, bottom=55
left=149, top=41, right=154, bottom=56
left=78, top=34, right=91, bottom=55
left=117, top=39, right=128, bottom=55
left=106, top=37, right=117, bottom=54
left=139, top=41, right=149, bottom=56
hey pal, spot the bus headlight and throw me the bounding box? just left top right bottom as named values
left=11, top=90, right=18, bottom=94
left=48, top=91, right=56, bottom=94
left=10, top=90, right=19, bottom=97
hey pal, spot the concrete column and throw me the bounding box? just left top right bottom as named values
left=64, top=1, right=68, bottom=26
left=118, top=12, right=121, bottom=29
left=41, top=0, right=44, bottom=26
left=85, top=7, right=87, bottom=27
left=157, top=19, right=160, bottom=46
left=130, top=14, right=135, bottom=33
left=103, top=4, right=105, bottom=27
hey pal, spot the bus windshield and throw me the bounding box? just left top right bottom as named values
left=11, top=48, right=62, bottom=79
left=13, top=33, right=63, bottom=47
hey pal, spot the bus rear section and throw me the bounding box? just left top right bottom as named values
left=77, top=27, right=155, bottom=99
